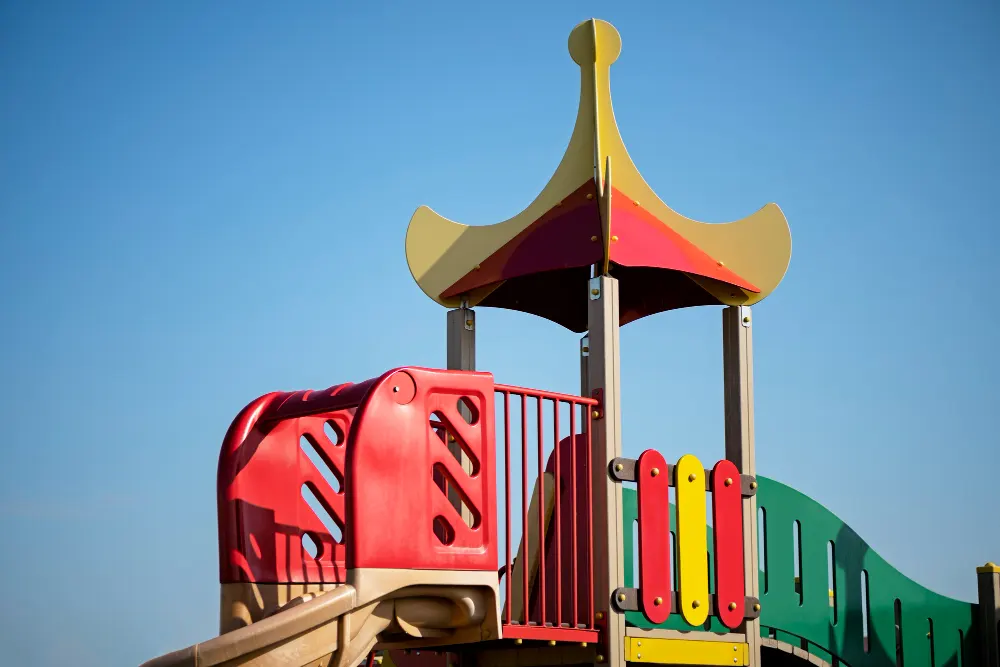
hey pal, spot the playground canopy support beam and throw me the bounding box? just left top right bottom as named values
left=587, top=275, right=625, bottom=667
left=447, top=305, right=476, bottom=526
left=723, top=305, right=761, bottom=667
left=978, top=562, right=1000, bottom=667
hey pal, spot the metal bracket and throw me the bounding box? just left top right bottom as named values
left=612, top=588, right=761, bottom=620
left=589, top=276, right=601, bottom=300
left=739, top=305, right=751, bottom=328
left=609, top=457, right=636, bottom=481
left=591, top=388, right=604, bottom=419
left=609, top=456, right=757, bottom=496
left=581, top=336, right=590, bottom=357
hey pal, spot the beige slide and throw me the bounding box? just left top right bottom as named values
left=141, top=575, right=500, bottom=667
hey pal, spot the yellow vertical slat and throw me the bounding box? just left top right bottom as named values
left=675, top=454, right=709, bottom=626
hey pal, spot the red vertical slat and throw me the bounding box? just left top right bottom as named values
left=711, top=459, right=745, bottom=629
left=504, top=391, right=511, bottom=625
left=521, top=394, right=529, bottom=624
left=585, top=407, right=594, bottom=629
left=553, top=399, right=562, bottom=626
left=570, top=402, right=578, bottom=628
left=637, top=448, right=671, bottom=624
left=537, top=397, right=546, bottom=625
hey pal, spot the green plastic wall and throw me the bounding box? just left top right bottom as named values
left=622, top=476, right=980, bottom=667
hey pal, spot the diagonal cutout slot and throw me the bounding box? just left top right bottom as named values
left=429, top=411, right=480, bottom=475
left=301, top=483, right=343, bottom=544
left=432, top=462, right=481, bottom=529
left=300, top=434, right=343, bottom=494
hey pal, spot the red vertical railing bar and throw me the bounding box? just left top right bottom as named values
left=503, top=391, right=512, bottom=625
left=553, top=399, right=562, bottom=627
left=521, top=393, right=529, bottom=624
left=570, top=401, right=577, bottom=628
left=586, top=404, right=594, bottom=629
left=536, top=397, right=546, bottom=626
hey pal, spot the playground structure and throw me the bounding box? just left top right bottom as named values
left=141, top=18, right=999, bottom=667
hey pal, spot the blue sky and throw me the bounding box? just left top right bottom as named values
left=1, top=1, right=997, bottom=665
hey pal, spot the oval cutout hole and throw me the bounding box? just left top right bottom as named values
left=302, top=532, right=319, bottom=558
left=457, top=396, right=479, bottom=425
left=300, top=435, right=343, bottom=494
left=323, top=421, right=342, bottom=447
left=433, top=516, right=456, bottom=545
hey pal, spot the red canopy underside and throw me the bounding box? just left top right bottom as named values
left=441, top=182, right=758, bottom=332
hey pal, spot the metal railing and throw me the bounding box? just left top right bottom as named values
left=494, top=383, right=598, bottom=639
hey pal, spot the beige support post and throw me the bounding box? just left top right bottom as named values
left=977, top=562, right=1000, bottom=667
left=447, top=305, right=475, bottom=526
left=723, top=305, right=761, bottom=667
left=587, top=275, right=625, bottom=667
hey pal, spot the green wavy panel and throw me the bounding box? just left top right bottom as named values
left=622, top=477, right=980, bottom=667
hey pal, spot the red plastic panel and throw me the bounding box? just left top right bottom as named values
left=346, top=367, right=497, bottom=572
left=711, top=459, right=745, bottom=629
left=637, top=448, right=671, bottom=624
left=217, top=380, right=373, bottom=584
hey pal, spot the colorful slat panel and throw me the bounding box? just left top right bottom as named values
left=711, top=459, right=745, bottom=629
left=637, top=449, right=671, bottom=624
left=675, top=453, right=709, bottom=626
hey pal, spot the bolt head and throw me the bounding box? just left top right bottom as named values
left=614, top=463, right=623, bottom=472
left=617, top=593, right=626, bottom=602
left=725, top=477, right=733, bottom=486
left=514, top=638, right=522, bottom=645
left=692, top=600, right=701, bottom=608
left=592, top=410, right=600, bottom=419
left=743, top=315, right=750, bottom=323
left=753, top=603, right=761, bottom=612
left=650, top=467, right=659, bottom=477
left=653, top=597, right=662, bottom=606
left=611, top=235, right=619, bottom=242
left=636, top=654, right=641, bottom=660
left=595, top=612, right=604, bottom=621
left=591, top=235, right=598, bottom=242
left=750, top=481, right=757, bottom=489
left=632, top=201, right=639, bottom=206
left=596, top=655, right=605, bottom=663
left=729, top=602, right=737, bottom=611
left=581, top=642, right=588, bottom=647
left=688, top=472, right=697, bottom=482
left=466, top=319, right=473, bottom=327
left=586, top=193, right=594, bottom=200
left=591, top=288, right=600, bottom=296
left=549, top=640, right=556, bottom=646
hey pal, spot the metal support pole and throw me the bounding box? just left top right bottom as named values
left=723, top=305, right=761, bottom=667
left=587, top=276, right=624, bottom=667
left=447, top=305, right=475, bottom=526
left=978, top=562, right=1000, bottom=667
